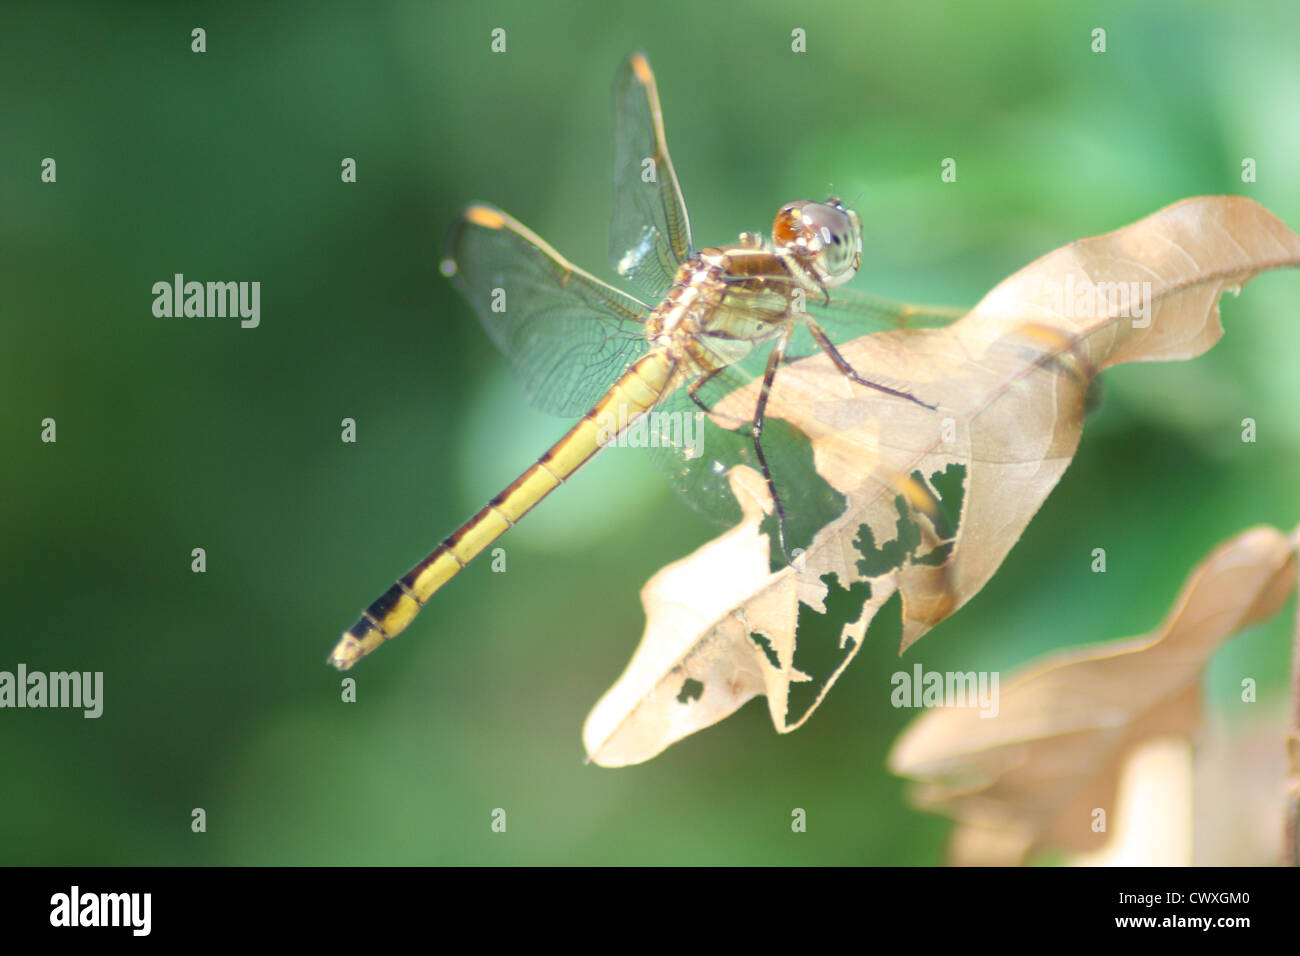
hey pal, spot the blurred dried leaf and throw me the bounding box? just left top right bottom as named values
left=888, top=525, right=1297, bottom=864
left=585, top=196, right=1300, bottom=767
left=1192, top=710, right=1291, bottom=866
left=1074, top=736, right=1194, bottom=867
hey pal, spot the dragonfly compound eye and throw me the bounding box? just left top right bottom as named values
left=772, top=200, right=862, bottom=288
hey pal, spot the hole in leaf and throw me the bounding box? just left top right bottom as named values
left=786, top=571, right=872, bottom=722
left=854, top=463, right=966, bottom=575
left=749, top=630, right=781, bottom=669
left=676, top=678, right=704, bottom=704
left=758, top=419, right=847, bottom=572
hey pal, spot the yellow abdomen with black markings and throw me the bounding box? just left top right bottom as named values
left=328, top=349, right=677, bottom=670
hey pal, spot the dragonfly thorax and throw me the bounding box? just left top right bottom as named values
left=646, top=244, right=799, bottom=376
left=646, top=198, right=865, bottom=372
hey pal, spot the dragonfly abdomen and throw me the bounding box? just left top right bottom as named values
left=328, top=349, right=677, bottom=670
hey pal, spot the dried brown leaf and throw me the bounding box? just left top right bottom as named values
left=584, top=196, right=1300, bottom=767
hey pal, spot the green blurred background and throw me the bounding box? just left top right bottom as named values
left=3, top=0, right=1297, bottom=865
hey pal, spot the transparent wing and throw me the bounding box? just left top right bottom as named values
left=646, top=360, right=848, bottom=568
left=809, top=287, right=970, bottom=335
left=643, top=286, right=968, bottom=554
left=443, top=204, right=652, bottom=417
left=609, top=52, right=693, bottom=300
left=725, top=277, right=969, bottom=362
left=644, top=367, right=754, bottom=528
left=776, top=289, right=971, bottom=408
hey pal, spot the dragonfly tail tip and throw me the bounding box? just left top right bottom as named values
left=327, top=636, right=364, bottom=671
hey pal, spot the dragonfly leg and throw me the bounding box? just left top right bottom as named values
left=779, top=350, right=815, bottom=365
left=802, top=314, right=935, bottom=410
left=752, top=330, right=793, bottom=563
left=686, top=366, right=727, bottom=414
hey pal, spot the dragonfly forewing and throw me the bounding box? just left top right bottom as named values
left=805, top=286, right=970, bottom=334
left=609, top=52, right=693, bottom=301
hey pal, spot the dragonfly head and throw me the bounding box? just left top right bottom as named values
left=772, top=197, right=862, bottom=288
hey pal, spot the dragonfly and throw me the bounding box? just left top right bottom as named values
left=328, top=52, right=965, bottom=671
